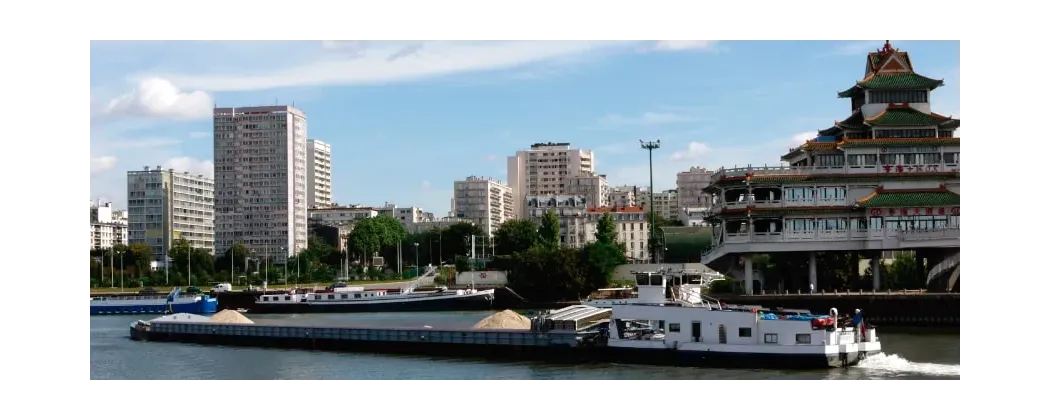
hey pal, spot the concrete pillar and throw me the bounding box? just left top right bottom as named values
left=872, top=255, right=881, bottom=291
left=808, top=251, right=817, bottom=293
left=744, top=255, right=754, bottom=295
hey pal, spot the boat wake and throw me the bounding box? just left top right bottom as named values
left=857, top=353, right=960, bottom=377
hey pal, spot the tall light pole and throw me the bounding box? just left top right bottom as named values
left=118, top=250, right=124, bottom=292
left=281, top=246, right=287, bottom=285
left=187, top=244, right=192, bottom=287
left=640, top=139, right=661, bottom=264
left=414, top=242, right=419, bottom=277
left=109, top=249, right=114, bottom=288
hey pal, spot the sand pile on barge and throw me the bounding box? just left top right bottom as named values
left=210, top=309, right=254, bottom=324
left=472, top=310, right=531, bottom=330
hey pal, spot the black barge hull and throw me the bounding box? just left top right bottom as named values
left=249, top=292, right=495, bottom=314
left=130, top=321, right=875, bottom=370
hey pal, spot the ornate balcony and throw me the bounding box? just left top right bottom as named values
left=701, top=227, right=960, bottom=265
left=711, top=163, right=960, bottom=181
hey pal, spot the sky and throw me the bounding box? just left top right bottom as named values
left=89, top=40, right=960, bottom=216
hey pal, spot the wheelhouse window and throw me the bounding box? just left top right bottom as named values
left=764, top=333, right=779, bottom=344
left=738, top=327, right=752, bottom=338
left=795, top=333, right=812, bottom=344
left=669, top=323, right=681, bottom=333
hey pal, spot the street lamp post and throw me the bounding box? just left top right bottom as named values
left=187, top=244, right=192, bottom=287
left=109, top=249, right=114, bottom=288
left=264, top=246, right=269, bottom=286
left=118, top=250, right=124, bottom=292
left=281, top=247, right=287, bottom=285
left=414, top=242, right=419, bottom=277
left=640, top=139, right=661, bottom=264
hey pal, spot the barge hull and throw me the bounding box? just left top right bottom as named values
left=250, top=293, right=495, bottom=314
left=92, top=299, right=218, bottom=316
left=601, top=347, right=878, bottom=369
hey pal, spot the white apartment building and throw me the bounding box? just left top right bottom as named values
left=406, top=217, right=472, bottom=234
left=609, top=186, right=638, bottom=208
left=213, top=105, right=308, bottom=260
left=677, top=166, right=713, bottom=208
left=524, top=195, right=590, bottom=248
left=564, top=173, right=610, bottom=208
left=90, top=200, right=128, bottom=250
left=307, top=139, right=333, bottom=208
left=378, top=203, right=433, bottom=226
left=507, top=142, right=594, bottom=219
left=582, top=206, right=650, bottom=262
left=637, top=188, right=680, bottom=221
left=308, top=205, right=378, bottom=226
left=452, top=176, right=515, bottom=237
left=126, top=166, right=215, bottom=262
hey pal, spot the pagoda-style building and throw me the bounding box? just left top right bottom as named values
left=700, top=41, right=960, bottom=294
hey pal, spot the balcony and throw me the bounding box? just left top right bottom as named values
left=712, top=198, right=851, bottom=213
left=702, top=227, right=960, bottom=265
left=712, top=163, right=960, bottom=181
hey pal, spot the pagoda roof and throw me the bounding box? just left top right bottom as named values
left=837, top=74, right=945, bottom=98
left=704, top=171, right=960, bottom=190
left=856, top=186, right=960, bottom=207
left=864, top=105, right=956, bottom=127
left=836, top=41, right=946, bottom=98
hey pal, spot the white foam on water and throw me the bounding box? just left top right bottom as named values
left=857, top=353, right=960, bottom=377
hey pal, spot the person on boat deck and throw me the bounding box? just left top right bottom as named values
left=853, top=309, right=866, bottom=339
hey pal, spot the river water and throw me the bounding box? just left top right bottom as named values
left=91, top=311, right=960, bottom=380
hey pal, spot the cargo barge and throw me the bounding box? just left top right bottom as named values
left=92, top=287, right=217, bottom=316
left=130, top=270, right=881, bottom=370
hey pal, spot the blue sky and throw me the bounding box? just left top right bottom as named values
left=89, top=40, right=959, bottom=216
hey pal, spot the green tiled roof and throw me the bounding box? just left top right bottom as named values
left=837, top=111, right=865, bottom=129
left=840, top=138, right=960, bottom=147
left=837, top=73, right=945, bottom=98
left=859, top=191, right=960, bottom=207
left=866, top=107, right=949, bottom=126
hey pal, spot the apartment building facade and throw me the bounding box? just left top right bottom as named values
left=506, top=142, right=594, bottom=219
left=452, top=176, right=514, bottom=237
left=213, top=105, right=308, bottom=261
left=306, top=139, right=333, bottom=208
left=126, top=166, right=215, bottom=263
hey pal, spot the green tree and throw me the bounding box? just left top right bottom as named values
left=581, top=241, right=626, bottom=292
left=441, top=222, right=484, bottom=260
left=537, top=210, right=560, bottom=249
left=595, top=213, right=617, bottom=245
left=494, top=219, right=539, bottom=255
left=128, top=243, right=153, bottom=277
left=215, top=243, right=249, bottom=277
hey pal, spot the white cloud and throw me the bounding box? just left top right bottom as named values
left=163, top=156, right=214, bottom=178
left=91, top=156, right=118, bottom=175
left=152, top=41, right=636, bottom=92
left=101, top=77, right=213, bottom=120
left=651, top=41, right=719, bottom=51
left=791, top=131, right=817, bottom=146
left=420, top=180, right=432, bottom=189
left=670, top=142, right=712, bottom=161
left=484, top=155, right=498, bottom=162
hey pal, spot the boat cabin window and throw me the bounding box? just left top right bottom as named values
left=354, top=293, right=361, bottom=298
left=314, top=295, right=321, bottom=300
left=795, top=333, right=811, bottom=344
left=738, top=327, right=752, bottom=338
left=668, top=323, right=681, bottom=333
left=764, top=333, right=778, bottom=344
left=341, top=294, right=348, bottom=299
left=328, top=295, right=335, bottom=300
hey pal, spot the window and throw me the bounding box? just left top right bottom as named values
left=314, top=295, right=321, bottom=300
left=354, top=293, right=361, bottom=298
left=764, top=333, right=779, bottom=344
left=328, top=295, right=335, bottom=300
left=795, top=333, right=812, bottom=344
left=669, top=323, right=681, bottom=333
left=341, top=294, right=348, bottom=299
left=738, top=327, right=752, bottom=338
left=284, top=296, right=291, bottom=301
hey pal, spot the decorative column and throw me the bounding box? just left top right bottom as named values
left=808, top=251, right=818, bottom=293
left=744, top=254, right=754, bottom=295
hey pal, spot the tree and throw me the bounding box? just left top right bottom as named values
left=215, top=243, right=249, bottom=277
left=441, top=222, right=484, bottom=260
left=494, top=219, right=539, bottom=255
left=595, top=213, right=617, bottom=245
left=128, top=243, right=153, bottom=276
left=537, top=210, right=560, bottom=249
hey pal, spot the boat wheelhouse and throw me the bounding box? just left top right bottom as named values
left=90, top=288, right=218, bottom=315
left=605, top=270, right=881, bottom=369
left=700, top=41, right=960, bottom=294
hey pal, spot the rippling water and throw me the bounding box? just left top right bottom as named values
left=90, top=311, right=960, bottom=380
